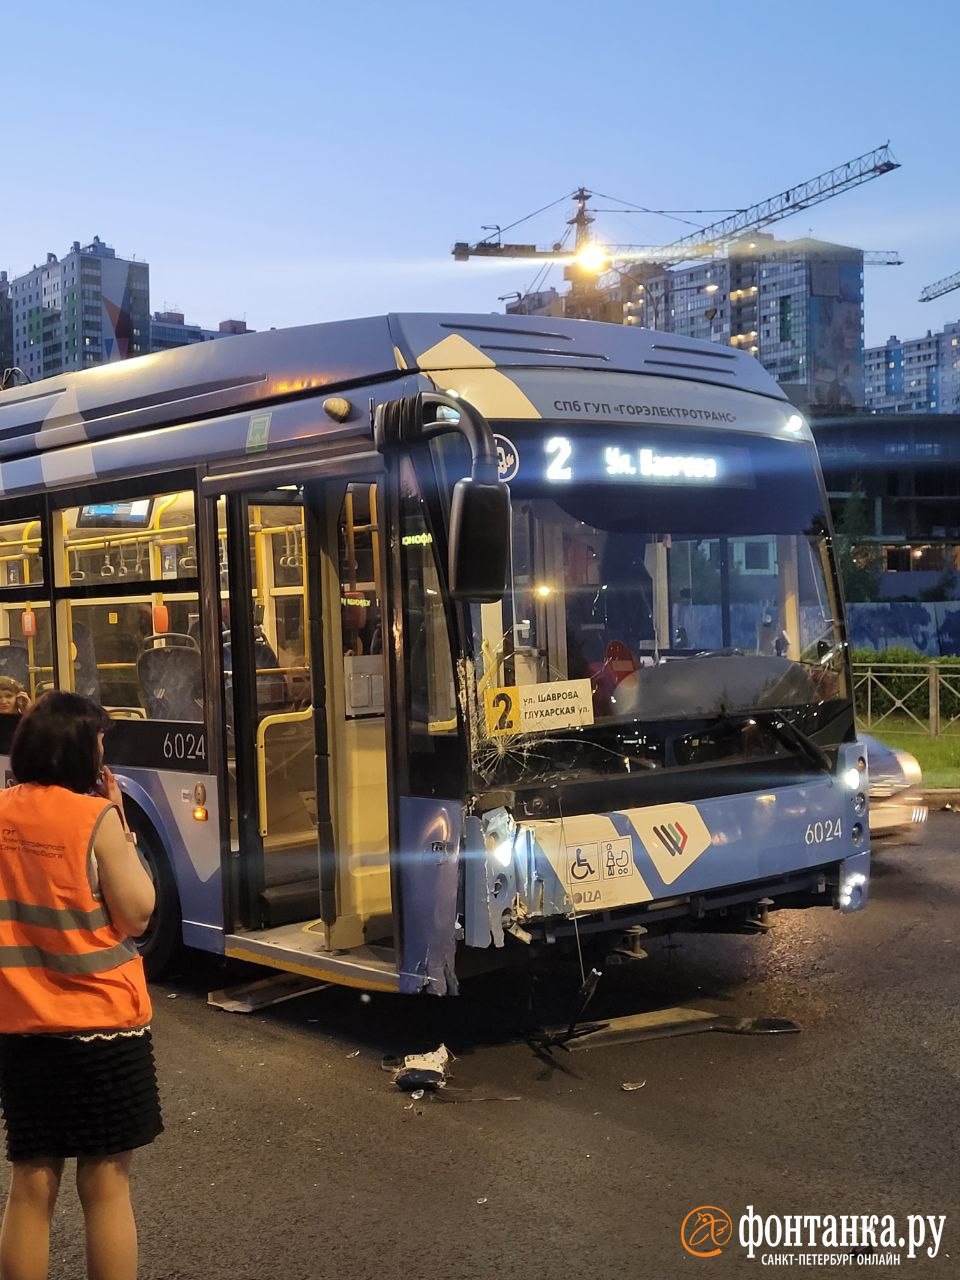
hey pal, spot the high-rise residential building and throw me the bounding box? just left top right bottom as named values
left=0, top=272, right=12, bottom=374
left=941, top=321, right=960, bottom=414
left=865, top=321, right=960, bottom=414
left=8, top=236, right=149, bottom=379
left=612, top=234, right=865, bottom=409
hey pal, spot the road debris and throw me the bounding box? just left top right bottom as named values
left=207, top=973, right=329, bottom=1013
left=393, top=1044, right=452, bottom=1092
left=621, top=1081, right=646, bottom=1091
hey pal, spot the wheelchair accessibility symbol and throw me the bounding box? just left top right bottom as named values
left=566, top=843, right=599, bottom=884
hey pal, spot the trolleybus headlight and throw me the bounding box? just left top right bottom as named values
left=853, top=792, right=866, bottom=815
left=482, top=806, right=517, bottom=869
left=840, top=870, right=867, bottom=908
left=850, top=822, right=864, bottom=846
left=491, top=838, right=515, bottom=868
left=842, top=767, right=861, bottom=790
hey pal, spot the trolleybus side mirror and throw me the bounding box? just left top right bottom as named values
left=374, top=389, right=511, bottom=603
left=448, top=476, right=510, bottom=603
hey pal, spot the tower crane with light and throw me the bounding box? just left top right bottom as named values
left=451, top=144, right=902, bottom=320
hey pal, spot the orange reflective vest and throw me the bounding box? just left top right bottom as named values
left=0, top=784, right=152, bottom=1035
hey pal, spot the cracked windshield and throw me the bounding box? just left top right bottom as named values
left=470, top=424, right=847, bottom=784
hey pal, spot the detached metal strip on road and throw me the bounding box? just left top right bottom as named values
left=554, top=1007, right=799, bottom=1050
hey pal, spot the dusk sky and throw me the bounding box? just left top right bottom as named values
left=5, top=0, right=956, bottom=347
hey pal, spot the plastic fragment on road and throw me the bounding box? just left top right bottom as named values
left=393, top=1044, right=452, bottom=1092
left=621, top=1081, right=646, bottom=1091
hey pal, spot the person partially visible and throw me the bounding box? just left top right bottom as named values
left=0, top=691, right=161, bottom=1280
left=0, top=677, right=30, bottom=716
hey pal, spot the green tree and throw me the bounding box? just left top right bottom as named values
left=834, top=482, right=882, bottom=602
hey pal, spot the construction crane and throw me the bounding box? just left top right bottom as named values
left=919, top=270, right=960, bottom=303
left=451, top=144, right=901, bottom=317
left=655, top=143, right=899, bottom=256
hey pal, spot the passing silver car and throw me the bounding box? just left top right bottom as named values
left=862, top=734, right=927, bottom=841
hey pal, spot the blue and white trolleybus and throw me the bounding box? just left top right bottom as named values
left=0, top=314, right=869, bottom=994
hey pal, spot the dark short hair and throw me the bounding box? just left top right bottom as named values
left=10, top=691, right=110, bottom=794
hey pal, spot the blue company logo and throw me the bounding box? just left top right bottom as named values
left=494, top=434, right=520, bottom=483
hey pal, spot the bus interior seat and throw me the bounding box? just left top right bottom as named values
left=0, top=642, right=30, bottom=689
left=222, top=634, right=289, bottom=712
left=138, top=633, right=203, bottom=720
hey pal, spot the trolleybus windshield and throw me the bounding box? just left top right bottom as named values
left=448, top=424, right=851, bottom=787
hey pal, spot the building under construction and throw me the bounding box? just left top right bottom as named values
left=615, top=234, right=866, bottom=410
left=456, top=145, right=901, bottom=411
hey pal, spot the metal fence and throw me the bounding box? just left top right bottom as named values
left=851, top=662, right=960, bottom=736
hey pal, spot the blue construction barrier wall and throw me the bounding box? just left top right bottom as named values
left=673, top=602, right=960, bottom=657
left=845, top=602, right=960, bottom=657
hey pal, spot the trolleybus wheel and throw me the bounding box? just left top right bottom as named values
left=127, top=810, right=185, bottom=980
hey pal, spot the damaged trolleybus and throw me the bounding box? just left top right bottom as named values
left=0, top=315, right=869, bottom=994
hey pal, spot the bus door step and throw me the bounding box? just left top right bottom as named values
left=555, top=1007, right=799, bottom=1050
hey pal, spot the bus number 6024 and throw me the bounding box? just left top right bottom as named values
left=162, top=731, right=206, bottom=764
left=805, top=817, right=842, bottom=846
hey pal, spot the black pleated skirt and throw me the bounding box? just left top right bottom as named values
left=0, top=1026, right=163, bottom=1162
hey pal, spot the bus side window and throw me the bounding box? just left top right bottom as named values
left=396, top=458, right=464, bottom=797
left=53, top=489, right=203, bottom=721
left=398, top=460, right=457, bottom=736
left=0, top=515, right=51, bottom=704
left=338, top=484, right=383, bottom=719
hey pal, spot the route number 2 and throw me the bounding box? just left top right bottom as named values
left=492, top=692, right=513, bottom=731
left=483, top=685, right=520, bottom=737
left=545, top=436, right=573, bottom=482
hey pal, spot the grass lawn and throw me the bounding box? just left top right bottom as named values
left=866, top=721, right=960, bottom=789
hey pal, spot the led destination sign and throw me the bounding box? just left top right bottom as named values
left=606, top=445, right=717, bottom=480
left=540, top=435, right=753, bottom=488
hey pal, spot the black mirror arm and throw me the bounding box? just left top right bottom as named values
left=373, top=392, right=499, bottom=484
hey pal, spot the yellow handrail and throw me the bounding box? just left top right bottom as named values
left=254, top=707, right=314, bottom=838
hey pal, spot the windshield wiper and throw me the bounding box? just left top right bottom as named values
left=752, top=710, right=832, bottom=773
left=709, top=710, right=832, bottom=773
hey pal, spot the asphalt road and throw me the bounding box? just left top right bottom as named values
left=5, top=815, right=959, bottom=1279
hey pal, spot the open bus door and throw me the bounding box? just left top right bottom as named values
left=210, top=390, right=510, bottom=995
left=214, top=477, right=401, bottom=992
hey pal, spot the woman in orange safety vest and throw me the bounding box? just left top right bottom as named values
left=0, top=691, right=161, bottom=1280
